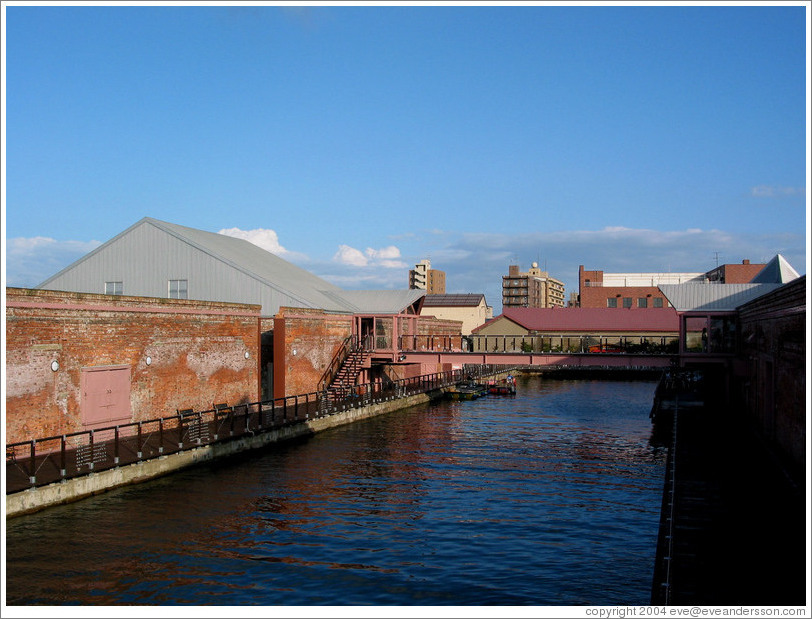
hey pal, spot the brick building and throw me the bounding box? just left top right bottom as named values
left=659, top=266, right=805, bottom=478
left=578, top=259, right=771, bottom=309
left=5, top=288, right=261, bottom=444
left=32, top=217, right=440, bottom=400
left=578, top=265, right=703, bottom=309
left=736, top=276, right=805, bottom=477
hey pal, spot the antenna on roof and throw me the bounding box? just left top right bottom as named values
left=713, top=251, right=721, bottom=267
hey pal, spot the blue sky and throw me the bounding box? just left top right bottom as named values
left=2, top=2, right=809, bottom=313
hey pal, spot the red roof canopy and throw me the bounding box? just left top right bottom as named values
left=473, top=307, right=679, bottom=333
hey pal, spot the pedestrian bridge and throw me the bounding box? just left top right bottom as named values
left=374, top=333, right=682, bottom=369
left=398, top=350, right=674, bottom=368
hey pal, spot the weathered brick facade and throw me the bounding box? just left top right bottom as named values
left=273, top=308, right=353, bottom=398
left=736, top=276, right=806, bottom=478
left=6, top=288, right=261, bottom=444
left=272, top=308, right=463, bottom=397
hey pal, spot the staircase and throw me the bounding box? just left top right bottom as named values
left=317, top=337, right=373, bottom=408
left=325, top=348, right=370, bottom=401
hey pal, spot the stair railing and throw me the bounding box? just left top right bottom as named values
left=317, top=335, right=358, bottom=394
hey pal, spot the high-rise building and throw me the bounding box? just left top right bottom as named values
left=502, top=262, right=565, bottom=309
left=409, top=259, right=446, bottom=294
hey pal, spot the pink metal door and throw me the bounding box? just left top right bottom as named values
left=80, top=366, right=132, bottom=430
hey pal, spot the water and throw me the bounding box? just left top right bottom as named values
left=4, top=376, right=666, bottom=606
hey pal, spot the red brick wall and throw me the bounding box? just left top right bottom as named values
left=736, top=277, right=806, bottom=476
left=580, top=285, right=669, bottom=308
left=5, top=288, right=261, bottom=444
left=273, top=308, right=353, bottom=398
left=721, top=263, right=766, bottom=283
left=272, top=310, right=465, bottom=397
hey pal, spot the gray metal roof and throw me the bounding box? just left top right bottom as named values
left=659, top=283, right=784, bottom=312
left=750, top=254, right=800, bottom=284
left=147, top=218, right=348, bottom=311
left=323, top=290, right=426, bottom=314
left=39, top=217, right=425, bottom=316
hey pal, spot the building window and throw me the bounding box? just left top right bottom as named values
left=622, top=297, right=632, bottom=308
left=607, top=298, right=618, bottom=308
left=638, top=297, right=648, bottom=308
left=169, top=279, right=188, bottom=299
left=653, top=297, right=664, bottom=308
left=105, top=281, right=123, bottom=295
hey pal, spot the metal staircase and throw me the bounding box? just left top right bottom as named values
left=325, top=347, right=370, bottom=401
left=317, top=336, right=372, bottom=410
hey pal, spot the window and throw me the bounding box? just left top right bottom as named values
left=607, top=298, right=618, bottom=308
left=622, top=297, right=632, bottom=308
left=169, top=279, right=188, bottom=299
left=653, top=297, right=664, bottom=308
left=105, top=281, right=123, bottom=295
left=638, top=297, right=648, bottom=308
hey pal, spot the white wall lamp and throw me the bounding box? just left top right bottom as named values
left=146, top=356, right=152, bottom=366
left=51, top=360, right=60, bottom=372
left=244, top=351, right=250, bottom=359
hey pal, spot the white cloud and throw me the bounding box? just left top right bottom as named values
left=333, top=244, right=369, bottom=267
left=4, top=237, right=102, bottom=288
left=218, top=226, right=310, bottom=262
left=750, top=185, right=806, bottom=198
left=421, top=226, right=806, bottom=312
left=332, top=244, right=408, bottom=269
left=219, top=227, right=284, bottom=254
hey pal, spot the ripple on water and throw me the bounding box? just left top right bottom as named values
left=5, top=377, right=664, bottom=606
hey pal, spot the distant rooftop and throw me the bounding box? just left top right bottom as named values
left=750, top=254, right=800, bottom=284
left=473, top=307, right=679, bottom=333
left=422, top=294, right=486, bottom=307
left=659, top=284, right=784, bottom=312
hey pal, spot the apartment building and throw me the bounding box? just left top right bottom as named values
left=409, top=259, right=446, bottom=294
left=502, top=263, right=566, bottom=309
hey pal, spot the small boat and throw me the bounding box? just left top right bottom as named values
left=446, top=381, right=488, bottom=400
left=483, top=376, right=517, bottom=395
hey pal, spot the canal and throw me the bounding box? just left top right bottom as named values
left=5, top=375, right=666, bottom=606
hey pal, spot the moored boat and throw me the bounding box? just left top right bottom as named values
left=482, top=375, right=517, bottom=395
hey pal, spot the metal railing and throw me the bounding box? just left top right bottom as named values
left=317, top=334, right=356, bottom=393
left=466, top=334, right=679, bottom=355
left=6, top=365, right=513, bottom=495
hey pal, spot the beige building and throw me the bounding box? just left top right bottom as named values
left=409, top=259, right=446, bottom=294
left=502, top=262, right=565, bottom=309
left=420, top=294, right=492, bottom=335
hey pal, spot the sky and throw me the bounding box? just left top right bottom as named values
left=2, top=2, right=809, bottom=314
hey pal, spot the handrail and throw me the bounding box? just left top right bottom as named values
left=6, top=365, right=518, bottom=495
left=317, top=335, right=356, bottom=393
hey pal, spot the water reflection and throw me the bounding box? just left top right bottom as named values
left=6, top=376, right=664, bottom=606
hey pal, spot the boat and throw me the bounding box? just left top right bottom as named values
left=482, top=376, right=517, bottom=396
left=446, top=381, right=488, bottom=400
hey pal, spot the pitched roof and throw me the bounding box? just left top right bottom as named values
left=421, top=293, right=486, bottom=307
left=320, top=289, right=425, bottom=315
left=658, top=283, right=783, bottom=312
left=146, top=218, right=347, bottom=311
left=473, top=307, right=679, bottom=333
left=39, top=217, right=425, bottom=316
left=750, top=254, right=800, bottom=284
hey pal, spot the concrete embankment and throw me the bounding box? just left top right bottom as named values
left=6, top=388, right=449, bottom=519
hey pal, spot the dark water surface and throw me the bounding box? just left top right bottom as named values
left=5, top=376, right=666, bottom=606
